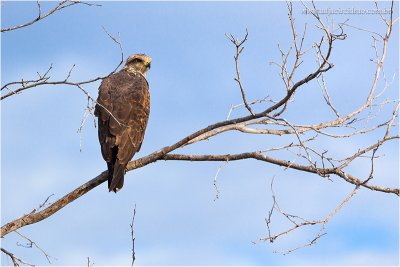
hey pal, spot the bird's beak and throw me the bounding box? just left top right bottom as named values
left=145, top=58, right=152, bottom=69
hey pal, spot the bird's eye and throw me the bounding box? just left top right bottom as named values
left=148, top=63, right=151, bottom=69
left=128, top=58, right=141, bottom=64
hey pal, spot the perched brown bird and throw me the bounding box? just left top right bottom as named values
left=94, top=54, right=151, bottom=192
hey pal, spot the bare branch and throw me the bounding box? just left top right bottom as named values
left=1, top=171, right=108, bottom=237
left=261, top=177, right=361, bottom=254
left=1, top=27, right=123, bottom=101
left=130, top=205, right=137, bottom=266
left=15, top=231, right=53, bottom=264
left=3, top=131, right=397, bottom=238
left=101, top=26, right=125, bottom=75
left=77, top=96, right=97, bottom=152
left=226, top=29, right=254, bottom=116
left=29, top=193, right=54, bottom=214
left=212, top=161, right=228, bottom=201
left=1, top=247, right=35, bottom=267
left=87, top=257, right=94, bottom=267
left=160, top=148, right=399, bottom=195
left=1, top=1, right=101, bottom=33
left=339, top=19, right=384, bottom=39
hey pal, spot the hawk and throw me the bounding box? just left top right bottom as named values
left=94, top=54, right=151, bottom=192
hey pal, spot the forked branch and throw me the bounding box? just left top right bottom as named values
left=1, top=1, right=101, bottom=33
left=226, top=29, right=255, bottom=116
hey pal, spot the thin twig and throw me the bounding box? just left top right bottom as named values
left=1, top=247, right=35, bottom=267
left=130, top=205, right=137, bottom=266
left=15, top=231, right=53, bottom=264
left=226, top=29, right=255, bottom=116
left=1, top=1, right=101, bottom=33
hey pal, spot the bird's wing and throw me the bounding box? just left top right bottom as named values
left=95, top=72, right=150, bottom=165
left=95, top=75, right=117, bottom=163
left=117, top=74, right=150, bottom=164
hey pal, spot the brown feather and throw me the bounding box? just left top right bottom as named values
left=95, top=70, right=150, bottom=192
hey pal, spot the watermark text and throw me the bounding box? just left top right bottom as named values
left=303, top=8, right=391, bottom=16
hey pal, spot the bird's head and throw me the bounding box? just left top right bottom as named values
left=123, top=53, right=152, bottom=77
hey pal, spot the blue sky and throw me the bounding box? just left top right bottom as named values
left=1, top=1, right=399, bottom=266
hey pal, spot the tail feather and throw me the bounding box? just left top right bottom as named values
left=107, top=162, right=114, bottom=190
left=107, top=146, right=123, bottom=193
left=109, top=161, right=125, bottom=193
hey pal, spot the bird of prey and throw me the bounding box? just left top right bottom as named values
left=94, top=54, right=151, bottom=192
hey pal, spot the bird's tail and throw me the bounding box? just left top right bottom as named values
left=109, top=161, right=125, bottom=193
left=107, top=162, right=114, bottom=190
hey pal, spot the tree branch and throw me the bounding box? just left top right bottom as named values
left=1, top=247, right=35, bottom=267
left=226, top=29, right=255, bottom=116
left=2, top=132, right=398, bottom=238
left=1, top=1, right=101, bottom=33
left=1, top=27, right=123, bottom=101
left=15, top=231, right=53, bottom=264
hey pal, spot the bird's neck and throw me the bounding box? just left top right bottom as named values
left=123, top=66, right=147, bottom=78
